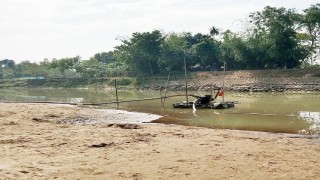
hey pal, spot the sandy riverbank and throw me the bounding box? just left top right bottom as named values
left=0, top=103, right=319, bottom=179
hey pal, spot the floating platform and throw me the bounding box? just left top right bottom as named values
left=172, top=101, right=235, bottom=109
left=172, top=93, right=235, bottom=109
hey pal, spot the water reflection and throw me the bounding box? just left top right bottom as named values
left=69, top=98, right=84, bottom=103
left=299, top=111, right=320, bottom=135
left=19, top=95, right=46, bottom=100
left=155, top=109, right=305, bottom=134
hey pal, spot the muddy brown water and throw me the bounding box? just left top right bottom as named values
left=0, top=88, right=319, bottom=135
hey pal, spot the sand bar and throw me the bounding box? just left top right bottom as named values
left=0, top=103, right=319, bottom=179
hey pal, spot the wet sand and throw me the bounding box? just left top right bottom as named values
left=0, top=103, right=319, bottom=179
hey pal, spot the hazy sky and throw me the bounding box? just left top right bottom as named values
left=0, top=0, right=319, bottom=63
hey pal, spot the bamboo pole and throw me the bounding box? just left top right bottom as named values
left=160, top=89, right=163, bottom=107
left=114, top=79, right=119, bottom=108
left=163, top=72, right=171, bottom=106
left=184, top=55, right=188, bottom=103
left=0, top=94, right=201, bottom=106
left=222, top=61, right=225, bottom=103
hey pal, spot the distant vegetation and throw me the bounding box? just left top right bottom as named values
left=1, top=4, right=320, bottom=81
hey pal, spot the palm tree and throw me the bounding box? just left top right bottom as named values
left=209, top=26, right=219, bottom=39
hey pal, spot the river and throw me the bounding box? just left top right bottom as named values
left=0, top=88, right=319, bottom=135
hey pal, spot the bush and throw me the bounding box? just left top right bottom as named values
left=116, top=78, right=133, bottom=86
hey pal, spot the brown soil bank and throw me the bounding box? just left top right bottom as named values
left=143, top=69, right=320, bottom=92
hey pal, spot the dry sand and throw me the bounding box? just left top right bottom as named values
left=0, top=103, right=319, bottom=179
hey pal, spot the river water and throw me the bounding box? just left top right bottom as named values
left=0, top=88, right=319, bottom=135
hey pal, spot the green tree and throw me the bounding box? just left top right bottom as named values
left=0, top=59, right=15, bottom=68
left=248, top=6, right=308, bottom=69
left=0, top=59, right=16, bottom=78
left=302, top=4, right=320, bottom=65
left=116, top=30, right=164, bottom=75
left=49, top=56, right=80, bottom=77
left=15, top=61, right=41, bottom=77
left=2, top=68, right=15, bottom=79
left=209, top=26, right=219, bottom=39
left=94, top=51, right=116, bottom=64
left=160, top=32, right=188, bottom=72
left=75, top=58, right=107, bottom=78
left=194, top=37, right=220, bottom=70
left=220, top=30, right=246, bottom=70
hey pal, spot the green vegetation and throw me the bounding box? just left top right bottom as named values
left=1, top=4, right=320, bottom=84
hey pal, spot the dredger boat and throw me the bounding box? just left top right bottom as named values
left=172, top=89, right=235, bottom=109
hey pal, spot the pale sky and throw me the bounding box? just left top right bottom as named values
left=0, top=0, right=319, bottom=63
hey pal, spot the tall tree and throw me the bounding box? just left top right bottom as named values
left=49, top=56, right=80, bottom=76
left=302, top=4, right=320, bottom=65
left=116, top=30, right=164, bottom=75
left=248, top=6, right=308, bottom=69
left=160, top=33, right=186, bottom=72
left=15, top=61, right=41, bottom=77
left=194, top=37, right=220, bottom=70
left=94, top=51, right=116, bottom=64
left=209, top=26, right=219, bottom=39
left=0, top=59, right=15, bottom=68
left=75, top=58, right=107, bottom=78
left=220, top=30, right=248, bottom=70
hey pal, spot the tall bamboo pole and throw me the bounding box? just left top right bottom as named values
left=114, top=79, right=119, bottom=108
left=222, top=61, right=225, bottom=103
left=184, top=55, right=188, bottom=103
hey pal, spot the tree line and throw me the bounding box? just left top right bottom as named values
left=1, top=4, right=319, bottom=79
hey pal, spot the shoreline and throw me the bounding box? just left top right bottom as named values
left=1, top=103, right=319, bottom=179
left=1, top=69, right=319, bottom=92
left=139, top=69, right=320, bottom=92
